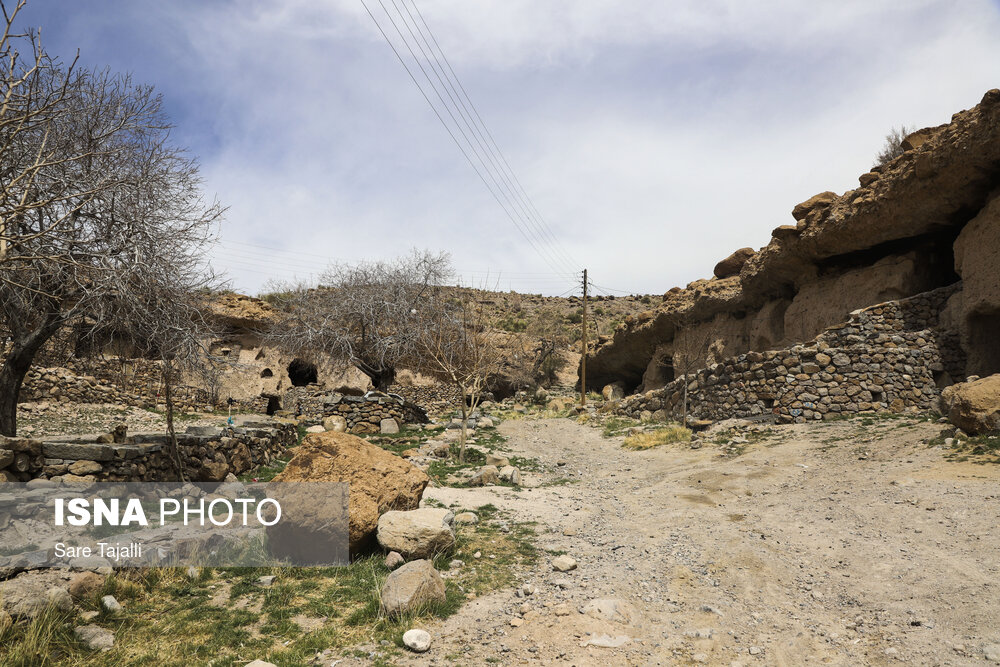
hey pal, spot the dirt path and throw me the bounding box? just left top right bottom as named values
left=401, top=416, right=1000, bottom=666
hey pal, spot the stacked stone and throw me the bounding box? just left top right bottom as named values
left=328, top=394, right=428, bottom=434
left=395, top=384, right=463, bottom=415
left=619, top=284, right=961, bottom=424
left=18, top=360, right=207, bottom=411
left=0, top=422, right=295, bottom=483
left=278, top=386, right=429, bottom=433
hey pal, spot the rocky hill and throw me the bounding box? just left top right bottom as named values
left=587, top=89, right=1000, bottom=399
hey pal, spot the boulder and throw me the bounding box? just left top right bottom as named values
left=468, top=465, right=500, bottom=487
left=377, top=508, right=456, bottom=559
left=0, top=580, right=72, bottom=618
left=305, top=425, right=325, bottom=434
left=713, top=247, right=756, bottom=279
left=322, top=415, right=348, bottom=433
left=940, top=375, right=1000, bottom=434
left=485, top=453, right=509, bottom=467
left=380, top=418, right=400, bottom=434
left=75, top=624, right=115, bottom=651
left=403, top=628, right=432, bottom=652
left=272, top=431, right=429, bottom=553
left=380, top=559, right=446, bottom=617
left=498, top=465, right=521, bottom=486
left=601, top=382, right=626, bottom=402
left=791, top=191, right=838, bottom=221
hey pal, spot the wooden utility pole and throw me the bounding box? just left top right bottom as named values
left=580, top=268, right=588, bottom=406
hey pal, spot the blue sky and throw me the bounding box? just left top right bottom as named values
left=16, top=0, right=1000, bottom=296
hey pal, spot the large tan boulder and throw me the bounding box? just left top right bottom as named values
left=380, top=559, right=446, bottom=617
left=273, top=431, right=429, bottom=553
left=376, top=508, right=455, bottom=559
left=791, top=191, right=838, bottom=221
left=713, top=247, right=755, bottom=279
left=940, top=375, right=1000, bottom=435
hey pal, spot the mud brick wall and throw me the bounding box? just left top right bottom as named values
left=619, top=284, right=964, bottom=424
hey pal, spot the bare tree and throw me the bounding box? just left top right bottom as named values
left=0, top=7, right=224, bottom=435
left=418, top=292, right=504, bottom=462
left=265, top=250, right=452, bottom=391
left=670, top=319, right=718, bottom=428
left=874, top=125, right=914, bottom=168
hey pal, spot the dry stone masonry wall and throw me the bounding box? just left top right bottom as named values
left=18, top=357, right=208, bottom=411
left=0, top=422, right=296, bottom=483
left=281, top=387, right=428, bottom=433
left=619, top=284, right=963, bottom=424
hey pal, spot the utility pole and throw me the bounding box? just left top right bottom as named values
left=580, top=268, right=588, bottom=406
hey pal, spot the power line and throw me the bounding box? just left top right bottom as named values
left=394, top=0, right=579, bottom=274
left=402, top=0, right=580, bottom=273
left=359, top=0, right=579, bottom=277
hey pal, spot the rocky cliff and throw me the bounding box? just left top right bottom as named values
left=587, top=89, right=1000, bottom=394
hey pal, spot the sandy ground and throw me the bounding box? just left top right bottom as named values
left=396, top=416, right=1000, bottom=666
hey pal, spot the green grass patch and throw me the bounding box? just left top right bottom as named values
left=0, top=509, right=537, bottom=666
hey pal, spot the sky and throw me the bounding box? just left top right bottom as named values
left=15, top=0, right=1000, bottom=297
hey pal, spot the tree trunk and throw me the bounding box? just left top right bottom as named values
left=162, top=363, right=187, bottom=482
left=458, top=384, right=469, bottom=463
left=360, top=364, right=396, bottom=393
left=682, top=372, right=688, bottom=429
left=0, top=311, right=63, bottom=436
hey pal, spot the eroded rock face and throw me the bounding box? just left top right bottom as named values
left=782, top=252, right=938, bottom=343
left=940, top=374, right=1000, bottom=434
left=273, top=431, right=429, bottom=553
left=742, top=89, right=1000, bottom=305
left=586, top=89, right=1000, bottom=395
left=954, top=190, right=1000, bottom=377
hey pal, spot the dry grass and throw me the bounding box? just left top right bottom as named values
left=623, top=424, right=692, bottom=450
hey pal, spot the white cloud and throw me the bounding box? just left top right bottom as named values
left=36, top=0, right=999, bottom=295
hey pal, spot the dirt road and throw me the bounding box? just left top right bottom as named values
left=405, top=416, right=1000, bottom=666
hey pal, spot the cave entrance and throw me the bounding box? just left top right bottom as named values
left=967, top=310, right=1000, bottom=376
left=287, top=358, right=318, bottom=386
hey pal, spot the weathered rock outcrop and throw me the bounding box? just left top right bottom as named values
left=273, top=431, right=429, bottom=552
left=953, top=189, right=1000, bottom=377
left=587, top=89, right=1000, bottom=395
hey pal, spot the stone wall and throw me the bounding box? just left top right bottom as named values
left=18, top=358, right=208, bottom=411
left=280, top=387, right=428, bottom=433
left=619, top=284, right=964, bottom=424
left=0, top=422, right=296, bottom=483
